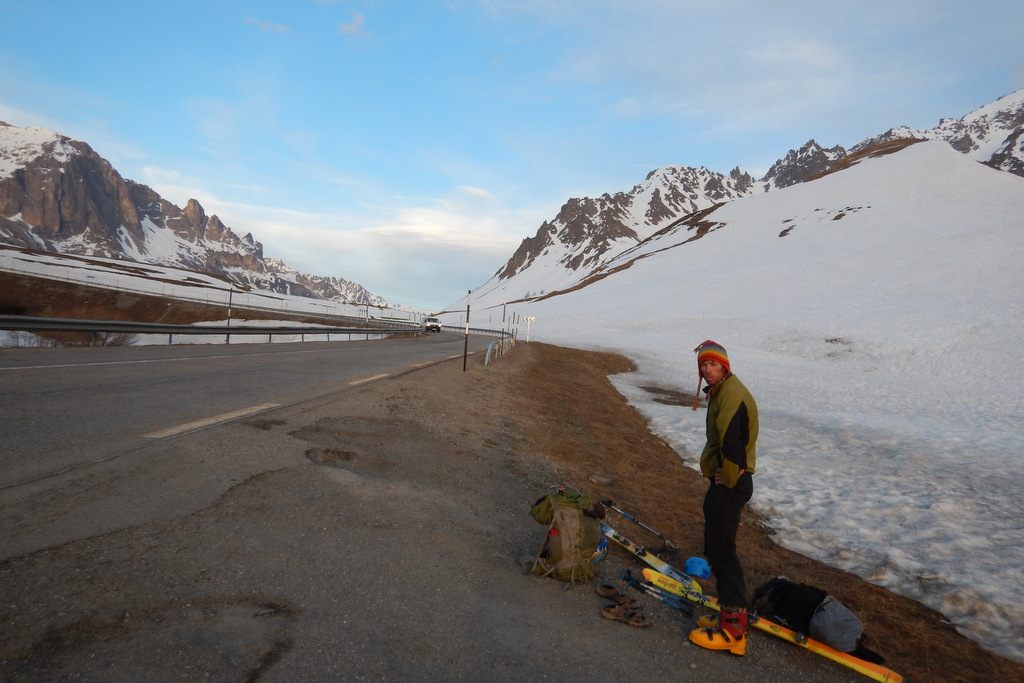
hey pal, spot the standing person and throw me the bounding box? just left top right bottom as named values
left=689, top=340, right=758, bottom=656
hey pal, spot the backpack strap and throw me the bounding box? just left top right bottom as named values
left=530, top=519, right=558, bottom=577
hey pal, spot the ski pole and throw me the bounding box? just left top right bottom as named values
left=600, top=500, right=678, bottom=550
left=622, top=570, right=694, bottom=616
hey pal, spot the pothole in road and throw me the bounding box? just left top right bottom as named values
left=305, top=447, right=359, bottom=466
left=12, top=597, right=297, bottom=681
left=247, top=418, right=288, bottom=431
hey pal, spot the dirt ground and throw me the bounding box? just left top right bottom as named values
left=2, top=333, right=1022, bottom=682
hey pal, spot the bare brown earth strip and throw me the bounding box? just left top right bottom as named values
left=503, top=342, right=1023, bottom=683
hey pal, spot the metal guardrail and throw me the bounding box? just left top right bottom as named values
left=439, top=324, right=512, bottom=338
left=0, top=315, right=417, bottom=345
left=485, top=336, right=516, bottom=365
left=433, top=325, right=516, bottom=366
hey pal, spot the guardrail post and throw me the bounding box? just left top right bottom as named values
left=463, top=290, right=471, bottom=371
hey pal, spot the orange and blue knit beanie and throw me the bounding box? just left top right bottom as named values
left=692, top=340, right=730, bottom=410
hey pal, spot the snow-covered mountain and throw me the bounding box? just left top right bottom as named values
left=0, top=123, right=389, bottom=307
left=474, top=89, right=1024, bottom=308
left=492, top=165, right=757, bottom=292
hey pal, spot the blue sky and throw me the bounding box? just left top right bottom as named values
left=1, top=0, right=1022, bottom=310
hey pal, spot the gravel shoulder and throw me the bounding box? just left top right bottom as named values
left=1, top=341, right=1018, bottom=682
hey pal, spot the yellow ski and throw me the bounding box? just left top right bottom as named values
left=643, top=568, right=904, bottom=683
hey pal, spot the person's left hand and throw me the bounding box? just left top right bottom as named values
left=714, top=467, right=744, bottom=485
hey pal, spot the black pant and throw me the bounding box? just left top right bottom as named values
left=703, top=472, right=753, bottom=609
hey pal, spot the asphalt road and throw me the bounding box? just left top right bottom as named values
left=0, top=332, right=487, bottom=489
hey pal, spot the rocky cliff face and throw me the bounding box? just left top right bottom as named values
left=0, top=132, right=139, bottom=253
left=0, top=123, right=387, bottom=306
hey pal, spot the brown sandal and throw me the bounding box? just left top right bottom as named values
left=609, top=595, right=639, bottom=609
left=601, top=603, right=651, bottom=627
left=596, top=584, right=638, bottom=608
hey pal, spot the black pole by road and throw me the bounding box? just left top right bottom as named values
left=462, top=290, right=471, bottom=371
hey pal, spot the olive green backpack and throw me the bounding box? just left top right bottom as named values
left=529, top=487, right=607, bottom=583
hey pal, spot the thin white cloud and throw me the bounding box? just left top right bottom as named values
left=181, top=71, right=284, bottom=164
left=184, top=99, right=248, bottom=163
left=247, top=18, right=290, bottom=34
left=289, top=160, right=375, bottom=191
left=340, top=13, right=366, bottom=37
left=453, top=185, right=496, bottom=202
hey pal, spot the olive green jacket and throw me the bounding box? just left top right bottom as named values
left=699, top=373, right=758, bottom=488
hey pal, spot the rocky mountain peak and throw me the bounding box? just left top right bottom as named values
left=183, top=198, right=206, bottom=233
left=730, top=167, right=756, bottom=194
left=761, top=139, right=848, bottom=190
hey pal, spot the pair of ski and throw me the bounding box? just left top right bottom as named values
left=600, top=522, right=903, bottom=683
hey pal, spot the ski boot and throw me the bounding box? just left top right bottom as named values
left=689, top=606, right=747, bottom=655
left=696, top=613, right=719, bottom=629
